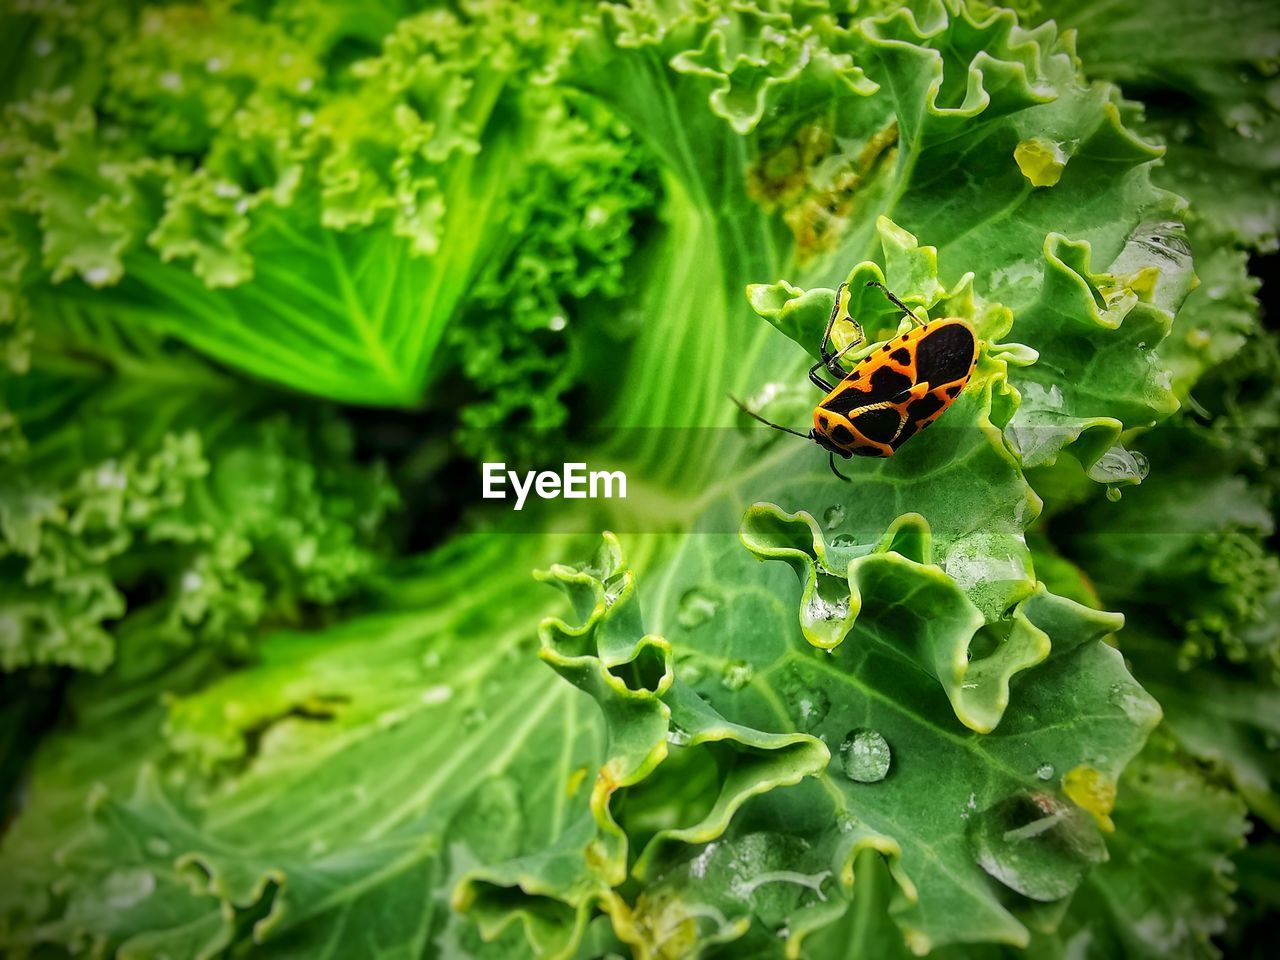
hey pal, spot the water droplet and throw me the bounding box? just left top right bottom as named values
left=1108, top=683, right=1158, bottom=726
left=839, top=730, right=891, bottom=783
left=420, top=685, right=452, bottom=706
left=823, top=505, right=846, bottom=530
left=144, top=837, right=171, bottom=857
left=1088, top=444, right=1149, bottom=486
left=421, top=650, right=441, bottom=670
left=667, top=722, right=692, bottom=746
left=721, top=660, right=754, bottom=691
left=808, top=591, right=850, bottom=624
left=967, top=791, right=1107, bottom=901
left=677, top=658, right=706, bottom=686
left=689, top=842, right=717, bottom=879
left=1106, top=485, right=1122, bottom=502
left=33, top=38, right=53, bottom=57
left=777, top=668, right=830, bottom=730
left=463, top=706, right=487, bottom=729
left=1036, top=763, right=1055, bottom=781
left=677, top=586, right=723, bottom=629
left=454, top=776, right=524, bottom=862
left=829, top=534, right=857, bottom=548
left=547, top=314, right=567, bottom=332
left=95, top=460, right=127, bottom=489
left=720, top=833, right=826, bottom=926
left=104, top=869, right=156, bottom=909
left=795, top=688, right=830, bottom=730
left=84, top=265, right=113, bottom=287
left=181, top=570, right=203, bottom=592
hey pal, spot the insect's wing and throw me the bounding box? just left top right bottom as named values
left=890, top=323, right=978, bottom=450
left=820, top=353, right=918, bottom=415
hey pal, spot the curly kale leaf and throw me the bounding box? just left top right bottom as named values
left=0, top=344, right=396, bottom=671
left=0, top=0, right=644, bottom=418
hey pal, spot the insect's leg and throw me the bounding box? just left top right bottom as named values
left=820, top=282, right=864, bottom=379
left=824, top=337, right=866, bottom=379
left=808, top=361, right=835, bottom=392
left=866, top=279, right=926, bottom=327
left=819, top=282, right=847, bottom=356
left=829, top=451, right=851, bottom=482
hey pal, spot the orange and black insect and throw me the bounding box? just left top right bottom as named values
left=732, top=280, right=979, bottom=481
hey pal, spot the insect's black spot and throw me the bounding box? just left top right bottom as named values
left=916, top=323, right=976, bottom=385
left=946, top=384, right=962, bottom=398
left=831, top=424, right=854, bottom=444
left=853, top=443, right=884, bottom=458
left=882, top=344, right=891, bottom=352
left=850, top=406, right=904, bottom=443
left=868, top=365, right=913, bottom=397
left=824, top=364, right=913, bottom=413
left=908, top=392, right=946, bottom=423
left=890, top=348, right=911, bottom=365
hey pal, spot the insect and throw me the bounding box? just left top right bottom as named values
left=732, top=280, right=979, bottom=480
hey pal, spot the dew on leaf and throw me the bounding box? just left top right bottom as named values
left=823, top=504, right=846, bottom=530
left=777, top=668, right=830, bottom=730
left=1036, top=763, right=1055, bottom=781
left=967, top=791, right=1107, bottom=901
left=839, top=729, right=891, bottom=783
left=677, top=586, right=723, bottom=628
left=677, top=658, right=707, bottom=686
left=721, top=833, right=824, bottom=927
left=667, top=721, right=692, bottom=746
left=720, top=660, right=754, bottom=691
left=795, top=688, right=830, bottom=730
left=829, top=534, right=858, bottom=548
left=807, top=591, right=850, bottom=624
left=104, top=869, right=156, bottom=909
left=420, top=684, right=453, bottom=706
left=1088, top=444, right=1149, bottom=486
left=454, top=775, right=525, bottom=862
left=1108, top=682, right=1159, bottom=726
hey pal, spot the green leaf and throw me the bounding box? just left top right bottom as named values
left=0, top=1, right=633, bottom=407
left=1033, top=0, right=1280, bottom=249
left=1, top=536, right=596, bottom=958
left=460, top=533, right=829, bottom=957
left=0, top=342, right=397, bottom=671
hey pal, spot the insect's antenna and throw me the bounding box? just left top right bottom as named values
left=829, top=451, right=851, bottom=482
left=729, top=395, right=810, bottom=440
left=866, top=280, right=926, bottom=327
